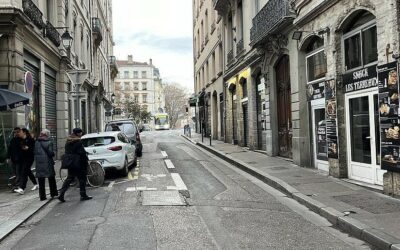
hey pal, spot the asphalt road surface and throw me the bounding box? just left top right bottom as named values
left=0, top=130, right=371, bottom=250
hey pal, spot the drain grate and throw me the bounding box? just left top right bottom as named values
left=142, top=190, right=186, bottom=206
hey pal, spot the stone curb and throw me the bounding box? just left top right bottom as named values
left=181, top=134, right=400, bottom=250
left=0, top=198, right=51, bottom=242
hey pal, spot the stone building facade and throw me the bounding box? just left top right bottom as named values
left=207, top=0, right=400, bottom=195
left=0, top=0, right=116, bottom=161
left=114, top=55, right=165, bottom=121
left=193, top=0, right=224, bottom=140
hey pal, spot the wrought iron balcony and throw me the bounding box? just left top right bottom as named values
left=22, top=0, right=45, bottom=29
left=92, top=17, right=103, bottom=45
left=213, top=0, right=229, bottom=14
left=227, top=49, right=234, bottom=66
left=236, top=39, right=244, bottom=57
left=44, top=21, right=61, bottom=47
left=109, top=56, right=118, bottom=79
left=250, top=0, right=295, bottom=47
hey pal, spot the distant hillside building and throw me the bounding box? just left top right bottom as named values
left=115, top=55, right=165, bottom=119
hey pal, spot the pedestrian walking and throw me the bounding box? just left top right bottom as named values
left=12, top=128, right=36, bottom=194
left=58, top=128, right=92, bottom=202
left=21, top=128, right=39, bottom=191
left=7, top=127, right=23, bottom=192
left=34, top=129, right=58, bottom=201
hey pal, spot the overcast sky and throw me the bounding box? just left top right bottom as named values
left=112, top=0, right=194, bottom=91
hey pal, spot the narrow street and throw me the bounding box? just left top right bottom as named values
left=0, top=130, right=370, bottom=250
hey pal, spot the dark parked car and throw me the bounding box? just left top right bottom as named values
left=105, top=120, right=143, bottom=157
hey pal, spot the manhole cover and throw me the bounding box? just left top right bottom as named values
left=142, top=190, right=186, bottom=206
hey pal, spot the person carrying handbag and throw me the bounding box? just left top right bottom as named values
left=34, top=129, right=58, bottom=201
left=58, top=128, right=92, bottom=202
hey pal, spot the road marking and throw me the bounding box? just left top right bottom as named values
left=128, top=172, right=133, bottom=180
left=171, top=173, right=187, bottom=190
left=108, top=181, right=115, bottom=188
left=164, top=159, right=175, bottom=169
left=161, top=151, right=168, bottom=158
left=126, top=186, right=158, bottom=192
left=167, top=186, right=177, bottom=190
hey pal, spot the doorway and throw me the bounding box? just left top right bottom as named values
left=275, top=55, right=292, bottom=158
left=345, top=89, right=385, bottom=185
left=311, top=99, right=328, bottom=171
left=242, top=103, right=249, bottom=147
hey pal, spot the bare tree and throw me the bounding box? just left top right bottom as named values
left=164, top=83, right=189, bottom=129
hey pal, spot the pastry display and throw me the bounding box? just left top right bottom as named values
left=386, top=126, right=400, bottom=139
left=380, top=103, right=390, bottom=116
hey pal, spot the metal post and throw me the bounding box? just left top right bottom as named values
left=201, top=120, right=203, bottom=142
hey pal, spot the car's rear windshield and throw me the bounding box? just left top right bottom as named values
left=82, top=136, right=115, bottom=147
left=105, top=123, right=136, bottom=135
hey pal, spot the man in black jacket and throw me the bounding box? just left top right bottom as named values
left=7, top=127, right=23, bottom=193
left=58, top=128, right=92, bottom=202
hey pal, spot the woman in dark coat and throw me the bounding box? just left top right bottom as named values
left=34, top=129, right=58, bottom=201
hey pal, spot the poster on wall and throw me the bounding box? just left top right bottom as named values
left=378, top=61, right=400, bottom=173
left=343, top=65, right=378, bottom=93
left=325, top=79, right=338, bottom=159
left=307, top=81, right=325, bottom=101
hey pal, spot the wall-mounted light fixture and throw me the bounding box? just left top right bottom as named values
left=292, top=27, right=330, bottom=41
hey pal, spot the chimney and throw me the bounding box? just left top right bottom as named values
left=128, top=55, right=133, bottom=63
left=149, top=58, right=153, bottom=65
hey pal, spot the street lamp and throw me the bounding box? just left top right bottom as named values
left=61, top=30, right=73, bottom=50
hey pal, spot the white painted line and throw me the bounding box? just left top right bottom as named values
left=167, top=186, right=178, bottom=190
left=108, top=181, right=115, bottom=188
left=161, top=151, right=168, bottom=158
left=136, top=186, right=147, bottom=191
left=157, top=174, right=167, bottom=177
left=126, top=187, right=136, bottom=192
left=171, top=173, right=187, bottom=190
left=147, top=188, right=158, bottom=191
left=164, top=159, right=175, bottom=169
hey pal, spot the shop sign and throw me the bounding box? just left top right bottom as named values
left=343, top=65, right=378, bottom=93
left=325, top=79, right=338, bottom=159
left=307, top=81, right=325, bottom=101
left=378, top=61, right=400, bottom=173
left=257, top=83, right=265, bottom=92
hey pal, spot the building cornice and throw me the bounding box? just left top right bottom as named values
left=293, top=0, right=340, bottom=27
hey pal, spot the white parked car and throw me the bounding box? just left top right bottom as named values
left=81, top=131, right=136, bottom=176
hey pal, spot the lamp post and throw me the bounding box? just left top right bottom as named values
left=61, top=30, right=73, bottom=50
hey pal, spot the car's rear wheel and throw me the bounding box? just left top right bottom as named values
left=118, top=157, right=129, bottom=177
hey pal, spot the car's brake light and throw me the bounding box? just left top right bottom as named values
left=108, top=146, right=122, bottom=151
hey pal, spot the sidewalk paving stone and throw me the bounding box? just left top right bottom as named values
left=182, top=133, right=400, bottom=250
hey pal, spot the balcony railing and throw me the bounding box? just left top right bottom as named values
left=213, top=0, right=229, bottom=14
left=227, top=49, right=234, bottom=66
left=22, top=0, right=45, bottom=29
left=250, top=0, right=295, bottom=47
left=44, top=21, right=61, bottom=47
left=109, top=56, right=118, bottom=79
left=92, top=17, right=103, bottom=45
left=205, top=34, right=209, bottom=45
left=236, top=39, right=244, bottom=57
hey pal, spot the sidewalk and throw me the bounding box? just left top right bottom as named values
left=183, top=133, right=400, bottom=250
left=0, top=161, right=62, bottom=242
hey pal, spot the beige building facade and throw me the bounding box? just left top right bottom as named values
left=0, top=0, right=116, bottom=163
left=208, top=0, right=400, bottom=195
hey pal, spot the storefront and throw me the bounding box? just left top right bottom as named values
left=341, top=10, right=383, bottom=185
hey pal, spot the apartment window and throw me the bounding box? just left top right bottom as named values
left=142, top=82, right=147, bottom=90
left=241, top=79, right=248, bottom=98
left=237, top=2, right=244, bottom=40
left=306, top=37, right=327, bottom=83
left=124, top=71, right=129, bottom=78
left=134, top=82, right=139, bottom=90
left=133, top=71, right=138, bottom=78
left=211, top=52, right=216, bottom=78
left=134, top=95, right=139, bottom=102
left=142, top=94, right=147, bottom=103
left=141, top=71, right=147, bottom=78
left=343, top=11, right=377, bottom=71
left=124, top=82, right=130, bottom=91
